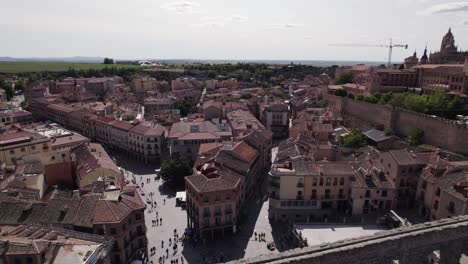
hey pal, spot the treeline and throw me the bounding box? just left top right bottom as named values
left=184, top=63, right=337, bottom=87
left=15, top=67, right=141, bottom=84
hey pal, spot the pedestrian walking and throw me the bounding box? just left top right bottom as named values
left=160, top=218, right=162, bottom=225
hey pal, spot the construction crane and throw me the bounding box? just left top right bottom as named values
left=329, top=38, right=408, bottom=68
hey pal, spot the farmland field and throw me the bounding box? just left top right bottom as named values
left=0, top=61, right=141, bottom=73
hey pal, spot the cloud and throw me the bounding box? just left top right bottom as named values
left=189, top=15, right=248, bottom=28
left=226, top=15, right=248, bottom=23
left=189, top=21, right=225, bottom=28
left=268, top=23, right=304, bottom=29
left=160, top=1, right=201, bottom=14
left=418, top=2, right=468, bottom=15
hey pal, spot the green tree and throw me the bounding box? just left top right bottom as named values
left=103, top=58, right=114, bottom=64
left=347, top=93, right=355, bottom=99
left=335, top=72, right=353, bottom=85
left=0, top=80, right=13, bottom=101
left=407, top=128, right=424, bottom=146
left=240, top=93, right=253, bottom=99
left=343, top=129, right=368, bottom=148
left=160, top=155, right=193, bottom=187
left=334, top=89, right=348, bottom=97
left=174, top=100, right=194, bottom=117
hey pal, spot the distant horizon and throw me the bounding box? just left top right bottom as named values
left=0, top=56, right=390, bottom=66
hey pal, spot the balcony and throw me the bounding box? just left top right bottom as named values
left=214, top=211, right=221, bottom=216
left=321, top=194, right=333, bottom=200
left=297, top=182, right=304, bottom=188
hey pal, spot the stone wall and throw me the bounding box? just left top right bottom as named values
left=230, top=215, right=468, bottom=264
left=325, top=94, right=468, bottom=155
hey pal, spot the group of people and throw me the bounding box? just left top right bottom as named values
left=156, top=230, right=184, bottom=264
left=255, top=231, right=267, bottom=242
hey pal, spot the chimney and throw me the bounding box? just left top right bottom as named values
left=464, top=57, right=468, bottom=73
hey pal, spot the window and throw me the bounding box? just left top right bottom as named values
left=215, top=193, right=220, bottom=201
left=226, top=193, right=231, bottom=200
left=319, top=178, right=324, bottom=186
left=365, top=190, right=371, bottom=198
left=31, top=145, right=36, bottom=150
left=135, top=213, right=141, bottom=220
left=21, top=148, right=25, bottom=152
left=433, top=200, right=439, bottom=210
left=110, top=228, right=116, bottom=235
left=311, top=190, right=317, bottom=199
left=325, top=178, right=331, bottom=186
left=225, top=204, right=232, bottom=214
left=9, top=150, right=14, bottom=155
left=339, top=178, right=345, bottom=186
left=448, top=202, right=455, bottom=213
left=333, top=178, right=338, bottom=186
left=382, top=190, right=388, bottom=197
left=312, top=178, right=317, bottom=186
left=436, top=188, right=441, bottom=196
left=114, top=255, right=121, bottom=263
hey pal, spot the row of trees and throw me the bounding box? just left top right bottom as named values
left=337, top=91, right=465, bottom=118
left=184, top=63, right=337, bottom=87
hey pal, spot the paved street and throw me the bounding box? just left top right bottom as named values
left=115, top=154, right=283, bottom=264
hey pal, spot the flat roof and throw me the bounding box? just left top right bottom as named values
left=295, top=224, right=386, bottom=247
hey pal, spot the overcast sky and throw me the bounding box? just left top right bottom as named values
left=1, top=0, right=468, bottom=61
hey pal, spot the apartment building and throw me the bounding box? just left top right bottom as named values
left=416, top=154, right=468, bottom=221
left=226, top=110, right=265, bottom=137
left=0, top=125, right=51, bottom=166
left=0, top=225, right=112, bottom=264
left=0, top=182, right=147, bottom=264
left=260, top=99, right=290, bottom=139
left=128, top=123, right=166, bottom=163
left=168, top=120, right=232, bottom=161
left=269, top=157, right=355, bottom=222
left=131, top=76, right=159, bottom=94
left=185, top=160, right=244, bottom=239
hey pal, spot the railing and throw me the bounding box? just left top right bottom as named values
left=297, top=182, right=304, bottom=188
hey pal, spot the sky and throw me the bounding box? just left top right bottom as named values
left=1, top=0, right=468, bottom=62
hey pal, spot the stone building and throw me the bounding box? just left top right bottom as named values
left=429, top=28, right=468, bottom=64
left=0, top=225, right=113, bottom=264
left=416, top=153, right=468, bottom=221
left=0, top=125, right=51, bottom=166
left=269, top=157, right=354, bottom=222
left=414, top=63, right=467, bottom=96
left=185, top=139, right=262, bottom=239
left=168, top=120, right=232, bottom=162
left=0, top=182, right=147, bottom=264
left=260, top=98, right=290, bottom=139
left=128, top=123, right=166, bottom=163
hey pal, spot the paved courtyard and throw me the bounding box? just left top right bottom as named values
left=115, top=155, right=281, bottom=264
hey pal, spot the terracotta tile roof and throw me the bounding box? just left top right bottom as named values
left=130, top=123, right=165, bottom=136
left=169, top=120, right=232, bottom=140
left=109, top=120, right=134, bottom=131
left=93, top=186, right=144, bottom=224
left=230, top=141, right=258, bottom=164
left=185, top=165, right=242, bottom=193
